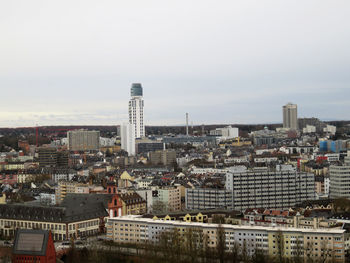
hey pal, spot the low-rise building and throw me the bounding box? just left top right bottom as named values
left=119, top=192, right=147, bottom=216
left=107, top=215, right=348, bottom=262
left=0, top=200, right=108, bottom=241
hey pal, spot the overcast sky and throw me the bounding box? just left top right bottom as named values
left=0, top=0, right=349, bottom=127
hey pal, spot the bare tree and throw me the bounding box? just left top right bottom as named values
left=216, top=224, right=226, bottom=263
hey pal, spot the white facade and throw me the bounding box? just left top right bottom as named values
left=283, top=103, right=298, bottom=130
left=210, top=126, right=239, bottom=139
left=324, top=125, right=337, bottom=135
left=128, top=84, right=145, bottom=138
left=303, top=125, right=316, bottom=133
left=120, top=123, right=136, bottom=156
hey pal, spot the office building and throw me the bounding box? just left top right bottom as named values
left=225, top=169, right=315, bottom=211
left=283, top=103, right=298, bottom=130
left=67, top=130, right=100, bottom=151
left=38, top=147, right=57, bottom=168
left=120, top=123, right=136, bottom=156
left=129, top=83, right=145, bottom=138
left=149, top=150, right=176, bottom=166
left=329, top=152, right=350, bottom=199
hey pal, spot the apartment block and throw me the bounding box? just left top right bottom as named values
left=185, top=188, right=233, bottom=210
left=154, top=187, right=181, bottom=212
left=55, top=181, right=89, bottom=203
left=225, top=169, right=315, bottom=211
left=107, top=216, right=348, bottom=262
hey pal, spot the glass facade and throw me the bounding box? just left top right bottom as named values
left=131, top=83, right=143, bottom=97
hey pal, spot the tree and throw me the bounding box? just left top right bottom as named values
left=276, top=230, right=285, bottom=263
left=150, top=200, right=167, bottom=214
left=251, top=248, right=269, bottom=263
left=216, top=224, right=226, bottom=263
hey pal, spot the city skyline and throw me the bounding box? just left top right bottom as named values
left=1, top=0, right=350, bottom=127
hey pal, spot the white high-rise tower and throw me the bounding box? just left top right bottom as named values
left=120, top=123, right=135, bottom=156
left=128, top=83, right=145, bottom=138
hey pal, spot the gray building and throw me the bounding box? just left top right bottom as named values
left=225, top=169, right=315, bottom=211
left=149, top=150, right=176, bottom=166
left=329, top=152, right=350, bottom=199
left=67, top=130, right=100, bottom=151
left=283, top=103, right=298, bottom=130
left=185, top=188, right=233, bottom=210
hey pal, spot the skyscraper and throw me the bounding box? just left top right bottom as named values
left=129, top=83, right=145, bottom=138
left=120, top=123, right=136, bottom=156
left=283, top=103, right=298, bottom=130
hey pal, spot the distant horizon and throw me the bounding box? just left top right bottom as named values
left=0, top=119, right=348, bottom=130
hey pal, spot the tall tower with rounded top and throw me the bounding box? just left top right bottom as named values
left=128, top=83, right=145, bottom=138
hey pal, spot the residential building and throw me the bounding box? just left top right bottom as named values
left=120, top=123, right=136, bottom=156
left=119, top=192, right=147, bottom=215
left=154, top=187, right=181, bottom=212
left=185, top=188, right=233, bottom=210
left=329, top=152, right=350, bottom=199
left=225, top=168, right=315, bottom=211
left=55, top=181, right=89, bottom=204
left=107, top=215, right=348, bottom=262
left=67, top=130, right=100, bottom=151
left=283, top=103, right=298, bottom=130
left=128, top=83, right=145, bottom=138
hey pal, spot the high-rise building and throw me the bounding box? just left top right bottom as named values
left=67, top=130, right=100, bottom=151
left=120, top=123, right=136, bottom=156
left=283, top=103, right=298, bottom=130
left=128, top=83, right=145, bottom=138
left=329, top=151, right=350, bottom=199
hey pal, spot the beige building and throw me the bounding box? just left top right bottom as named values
left=0, top=202, right=108, bottom=241
left=55, top=181, right=90, bottom=203
left=154, top=187, right=181, bottom=212
left=107, top=215, right=348, bottom=262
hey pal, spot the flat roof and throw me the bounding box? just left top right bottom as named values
left=108, top=215, right=345, bottom=234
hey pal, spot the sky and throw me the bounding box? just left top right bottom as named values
left=0, top=0, right=349, bottom=127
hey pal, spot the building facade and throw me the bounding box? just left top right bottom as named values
left=330, top=153, right=350, bottom=199
left=225, top=170, right=315, bottom=211
left=67, top=130, right=100, bottom=151
left=128, top=83, right=145, bottom=138
left=154, top=187, right=182, bottom=212
left=120, top=123, right=136, bottom=156
left=185, top=188, right=233, bottom=210
left=149, top=150, right=176, bottom=166
left=283, top=103, right=298, bottom=130
left=107, top=216, right=348, bottom=262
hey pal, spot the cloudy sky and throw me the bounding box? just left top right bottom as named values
left=1, top=0, right=349, bottom=127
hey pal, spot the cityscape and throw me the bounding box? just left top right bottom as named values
left=1, top=1, right=350, bottom=263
